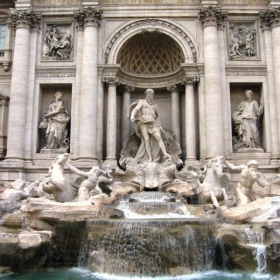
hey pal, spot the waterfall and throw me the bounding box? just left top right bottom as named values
left=240, top=227, right=267, bottom=274
left=78, top=219, right=225, bottom=277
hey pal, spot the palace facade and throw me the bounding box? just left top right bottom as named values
left=0, top=0, right=279, bottom=182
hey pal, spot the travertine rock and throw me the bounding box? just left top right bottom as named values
left=222, top=196, right=280, bottom=223
left=11, top=179, right=26, bottom=191
left=21, top=197, right=124, bottom=222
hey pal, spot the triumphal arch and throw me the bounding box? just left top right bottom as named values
left=0, top=0, right=279, bottom=184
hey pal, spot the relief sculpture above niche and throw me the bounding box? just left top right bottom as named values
left=42, top=24, right=73, bottom=60
left=228, top=23, right=259, bottom=60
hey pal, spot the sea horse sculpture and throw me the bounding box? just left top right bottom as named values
left=41, top=153, right=79, bottom=202
left=175, top=156, right=229, bottom=208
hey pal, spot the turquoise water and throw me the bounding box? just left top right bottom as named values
left=0, top=268, right=277, bottom=280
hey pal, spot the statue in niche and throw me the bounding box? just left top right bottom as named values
left=232, top=90, right=264, bottom=151
left=39, top=91, right=70, bottom=152
left=43, top=25, right=72, bottom=60
left=229, top=24, right=257, bottom=59
left=120, top=88, right=182, bottom=167
left=224, top=159, right=270, bottom=205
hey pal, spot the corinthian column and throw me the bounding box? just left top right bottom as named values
left=5, top=9, right=41, bottom=162
left=104, top=78, right=118, bottom=167
left=167, top=84, right=181, bottom=143
left=260, top=8, right=280, bottom=158
left=74, top=7, right=102, bottom=162
left=198, top=6, right=227, bottom=158
left=122, top=85, right=135, bottom=144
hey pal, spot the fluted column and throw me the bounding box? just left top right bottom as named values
left=105, top=78, right=118, bottom=167
left=198, top=6, right=227, bottom=158
left=5, top=9, right=41, bottom=162
left=74, top=7, right=102, bottom=162
left=183, top=78, right=197, bottom=161
left=167, top=85, right=181, bottom=142
left=260, top=8, right=280, bottom=159
left=122, top=85, right=135, bottom=144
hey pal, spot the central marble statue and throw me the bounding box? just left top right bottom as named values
left=120, top=88, right=182, bottom=167
left=129, top=88, right=171, bottom=162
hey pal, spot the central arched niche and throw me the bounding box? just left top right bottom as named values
left=113, top=31, right=190, bottom=160
left=117, top=31, right=185, bottom=76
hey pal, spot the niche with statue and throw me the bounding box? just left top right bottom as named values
left=38, top=84, right=72, bottom=153
left=230, top=83, right=264, bottom=153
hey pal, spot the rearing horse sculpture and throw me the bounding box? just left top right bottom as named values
left=41, top=153, right=79, bottom=202
left=197, top=156, right=229, bottom=208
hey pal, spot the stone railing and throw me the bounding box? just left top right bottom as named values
left=0, top=49, right=12, bottom=71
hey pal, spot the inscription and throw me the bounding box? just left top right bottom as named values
left=221, top=0, right=267, bottom=4
left=102, top=0, right=199, bottom=4
left=34, top=0, right=82, bottom=6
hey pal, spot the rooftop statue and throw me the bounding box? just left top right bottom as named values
left=232, top=90, right=263, bottom=151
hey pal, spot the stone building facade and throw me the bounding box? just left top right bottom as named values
left=0, top=0, right=279, bottom=182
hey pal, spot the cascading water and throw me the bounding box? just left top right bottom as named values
left=239, top=226, right=267, bottom=274
left=78, top=219, right=224, bottom=276
left=78, top=192, right=227, bottom=277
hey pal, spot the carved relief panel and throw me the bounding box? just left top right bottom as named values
left=227, top=22, right=259, bottom=60
left=42, top=23, right=74, bottom=61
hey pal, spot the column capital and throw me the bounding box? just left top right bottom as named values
left=124, top=85, right=135, bottom=93
left=103, top=77, right=119, bottom=85
left=74, top=7, right=103, bottom=28
left=10, top=9, right=41, bottom=29
left=198, top=6, right=227, bottom=28
left=260, top=8, right=280, bottom=28
left=182, top=77, right=199, bottom=85
left=167, top=84, right=178, bottom=92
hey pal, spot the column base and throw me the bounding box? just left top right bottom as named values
left=104, top=158, right=118, bottom=168
left=2, top=157, right=26, bottom=168
left=184, top=158, right=200, bottom=167
left=74, top=157, right=99, bottom=168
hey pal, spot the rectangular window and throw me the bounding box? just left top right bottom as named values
left=0, top=25, right=6, bottom=50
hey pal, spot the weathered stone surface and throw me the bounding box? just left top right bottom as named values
left=169, top=267, right=193, bottom=276
left=28, top=218, right=54, bottom=231
left=0, top=200, right=22, bottom=218
left=0, top=267, right=12, bottom=274
left=0, top=229, right=52, bottom=272
left=0, top=189, right=28, bottom=201
left=1, top=212, right=24, bottom=228
left=222, top=197, right=280, bottom=223
left=21, top=197, right=124, bottom=223
left=11, top=179, right=26, bottom=191
left=218, top=223, right=280, bottom=273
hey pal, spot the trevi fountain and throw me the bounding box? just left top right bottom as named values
left=0, top=0, right=280, bottom=279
